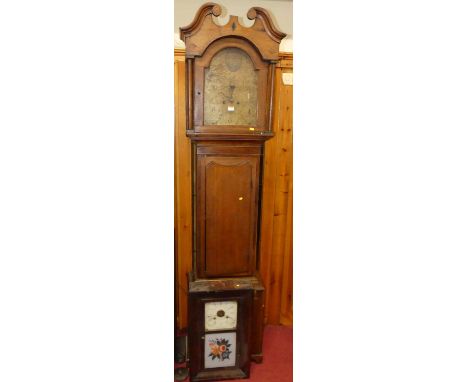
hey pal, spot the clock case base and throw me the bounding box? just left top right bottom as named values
left=187, top=273, right=265, bottom=381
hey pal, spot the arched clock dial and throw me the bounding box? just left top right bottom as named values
left=204, top=47, right=258, bottom=126
left=205, top=301, right=238, bottom=331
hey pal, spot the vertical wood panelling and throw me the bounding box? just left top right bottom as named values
left=260, top=64, right=293, bottom=325
left=279, top=75, right=293, bottom=326
left=174, top=50, right=293, bottom=329
left=174, top=56, right=192, bottom=330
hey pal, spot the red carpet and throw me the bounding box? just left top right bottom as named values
left=176, top=325, right=293, bottom=382
left=232, top=325, right=293, bottom=382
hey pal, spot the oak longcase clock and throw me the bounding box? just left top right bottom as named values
left=180, top=3, right=285, bottom=381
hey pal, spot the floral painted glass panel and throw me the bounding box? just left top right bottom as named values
left=204, top=332, right=236, bottom=368
left=204, top=48, right=258, bottom=126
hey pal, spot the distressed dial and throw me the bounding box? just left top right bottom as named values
left=204, top=47, right=258, bottom=126
left=205, top=301, right=238, bottom=331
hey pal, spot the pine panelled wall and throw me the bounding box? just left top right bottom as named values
left=174, top=49, right=293, bottom=330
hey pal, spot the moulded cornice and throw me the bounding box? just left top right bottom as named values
left=179, top=2, right=221, bottom=40
left=179, top=2, right=286, bottom=61
left=246, top=7, right=287, bottom=43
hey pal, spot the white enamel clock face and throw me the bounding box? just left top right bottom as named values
left=205, top=301, right=238, bottom=331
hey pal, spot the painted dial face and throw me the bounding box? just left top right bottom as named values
left=204, top=301, right=238, bottom=331
left=204, top=47, right=258, bottom=126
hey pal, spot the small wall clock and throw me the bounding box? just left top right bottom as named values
left=188, top=283, right=252, bottom=382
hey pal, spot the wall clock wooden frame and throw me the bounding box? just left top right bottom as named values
left=180, top=3, right=286, bottom=381
left=188, top=282, right=253, bottom=381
